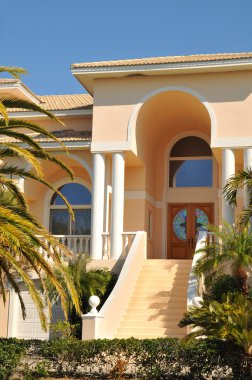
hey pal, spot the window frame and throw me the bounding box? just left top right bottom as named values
left=49, top=183, right=92, bottom=236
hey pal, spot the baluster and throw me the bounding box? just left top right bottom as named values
left=73, top=237, right=77, bottom=254
left=67, top=236, right=72, bottom=251
left=84, top=237, right=89, bottom=256
left=123, top=234, right=129, bottom=257
left=103, top=234, right=109, bottom=259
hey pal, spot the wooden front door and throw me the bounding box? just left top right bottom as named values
left=167, top=203, right=213, bottom=259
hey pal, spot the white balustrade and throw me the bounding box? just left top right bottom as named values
left=122, top=233, right=136, bottom=257
left=53, top=235, right=91, bottom=256
left=38, top=233, right=136, bottom=261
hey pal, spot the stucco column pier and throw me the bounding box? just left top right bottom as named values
left=244, top=148, right=252, bottom=209
left=222, top=148, right=235, bottom=225
left=91, top=153, right=105, bottom=259
left=111, top=152, right=125, bottom=259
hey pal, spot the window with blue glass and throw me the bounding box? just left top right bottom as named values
left=169, top=137, right=213, bottom=188
left=50, top=183, right=91, bottom=235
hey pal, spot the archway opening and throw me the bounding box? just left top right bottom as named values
left=133, top=89, right=215, bottom=258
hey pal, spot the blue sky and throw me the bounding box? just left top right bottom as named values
left=1, top=0, right=252, bottom=95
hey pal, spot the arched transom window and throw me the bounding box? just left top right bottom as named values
left=169, top=136, right=213, bottom=187
left=49, top=183, right=91, bottom=235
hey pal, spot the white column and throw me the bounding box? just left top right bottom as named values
left=244, top=148, right=252, bottom=209
left=91, top=153, right=105, bottom=259
left=111, top=152, right=125, bottom=259
left=222, top=148, right=235, bottom=225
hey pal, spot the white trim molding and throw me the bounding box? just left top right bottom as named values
left=124, top=190, right=162, bottom=209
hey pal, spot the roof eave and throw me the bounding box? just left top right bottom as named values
left=71, top=58, right=252, bottom=95
left=7, top=108, right=93, bottom=119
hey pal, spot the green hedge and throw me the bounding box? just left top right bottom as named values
left=0, top=338, right=27, bottom=380
left=1, top=337, right=252, bottom=379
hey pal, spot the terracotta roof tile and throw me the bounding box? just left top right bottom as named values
left=71, top=52, right=252, bottom=69
left=0, top=129, right=91, bottom=143
left=7, top=94, right=93, bottom=112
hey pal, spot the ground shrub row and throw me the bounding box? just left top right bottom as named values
left=1, top=337, right=252, bottom=379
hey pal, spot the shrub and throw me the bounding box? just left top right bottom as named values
left=210, top=274, right=239, bottom=302
left=0, top=338, right=27, bottom=380
left=1, top=337, right=249, bottom=379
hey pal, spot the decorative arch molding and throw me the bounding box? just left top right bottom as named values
left=24, top=152, right=93, bottom=180
left=43, top=177, right=92, bottom=228
left=127, top=86, right=217, bottom=154
left=53, top=152, right=93, bottom=180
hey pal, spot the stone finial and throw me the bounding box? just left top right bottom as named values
left=88, top=295, right=100, bottom=315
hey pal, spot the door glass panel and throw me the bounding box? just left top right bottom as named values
left=195, top=208, right=209, bottom=234
left=72, top=209, right=91, bottom=235
left=50, top=209, right=70, bottom=235
left=173, top=209, right=187, bottom=241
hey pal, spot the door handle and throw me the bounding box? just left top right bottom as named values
left=187, top=238, right=191, bottom=247
left=191, top=238, right=194, bottom=249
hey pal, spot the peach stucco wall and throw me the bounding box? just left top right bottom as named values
left=0, top=292, right=9, bottom=338
left=92, top=70, right=252, bottom=144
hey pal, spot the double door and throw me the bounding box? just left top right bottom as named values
left=168, top=203, right=213, bottom=259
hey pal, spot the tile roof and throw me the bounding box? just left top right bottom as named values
left=0, top=79, right=19, bottom=84
left=0, top=129, right=91, bottom=143
left=7, top=94, right=93, bottom=112
left=71, top=52, right=252, bottom=69
left=37, top=94, right=93, bottom=111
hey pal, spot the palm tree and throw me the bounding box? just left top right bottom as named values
left=194, top=223, right=252, bottom=296
left=179, top=293, right=252, bottom=355
left=0, top=66, right=80, bottom=329
left=223, top=168, right=252, bottom=225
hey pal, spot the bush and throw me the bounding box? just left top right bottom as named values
left=210, top=274, right=239, bottom=302
left=0, top=338, right=27, bottom=380
left=1, top=337, right=251, bottom=379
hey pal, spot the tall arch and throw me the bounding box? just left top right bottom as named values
left=127, top=86, right=216, bottom=154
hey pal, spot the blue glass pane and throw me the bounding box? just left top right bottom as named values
left=170, top=160, right=212, bottom=187
left=72, top=209, right=91, bottom=235
left=51, top=183, right=91, bottom=205
left=173, top=209, right=187, bottom=241
left=50, top=209, right=70, bottom=234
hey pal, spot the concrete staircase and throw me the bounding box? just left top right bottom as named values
left=115, top=259, right=192, bottom=339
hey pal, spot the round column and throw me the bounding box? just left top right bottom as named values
left=244, top=148, right=252, bottom=209
left=222, top=148, right=235, bottom=225
left=111, top=152, right=125, bottom=259
left=91, top=153, right=105, bottom=259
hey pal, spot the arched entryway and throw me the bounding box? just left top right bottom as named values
left=132, top=88, right=218, bottom=259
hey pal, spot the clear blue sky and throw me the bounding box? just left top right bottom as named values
left=1, top=0, right=252, bottom=95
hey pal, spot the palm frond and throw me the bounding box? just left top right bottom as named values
left=0, top=66, right=27, bottom=78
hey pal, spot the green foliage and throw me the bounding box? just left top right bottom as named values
left=210, top=274, right=240, bottom=302
left=50, top=320, right=79, bottom=340
left=1, top=337, right=251, bottom=379
left=0, top=338, right=27, bottom=380
left=179, top=292, right=252, bottom=354
left=195, top=223, right=252, bottom=294
left=44, top=256, right=117, bottom=337
left=0, top=66, right=81, bottom=329
left=223, top=168, right=252, bottom=225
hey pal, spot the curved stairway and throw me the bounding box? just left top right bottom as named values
left=115, top=259, right=192, bottom=339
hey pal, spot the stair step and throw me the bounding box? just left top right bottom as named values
left=116, top=327, right=187, bottom=335
left=114, top=259, right=191, bottom=339
left=119, top=321, right=183, bottom=328
left=126, top=307, right=187, bottom=314
left=123, top=314, right=184, bottom=322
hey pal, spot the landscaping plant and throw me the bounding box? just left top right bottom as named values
left=0, top=66, right=80, bottom=328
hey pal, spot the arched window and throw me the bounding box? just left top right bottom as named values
left=169, top=136, right=213, bottom=187
left=49, top=183, right=91, bottom=235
